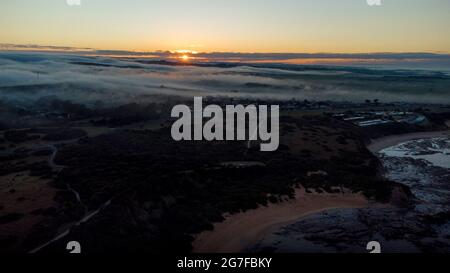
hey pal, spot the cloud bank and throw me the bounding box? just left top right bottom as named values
left=0, top=50, right=450, bottom=108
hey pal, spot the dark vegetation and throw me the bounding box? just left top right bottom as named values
left=90, top=103, right=171, bottom=127
left=423, top=111, right=450, bottom=128
left=4, top=130, right=40, bottom=143
left=40, top=98, right=171, bottom=127
left=34, top=115, right=403, bottom=254
left=42, top=128, right=87, bottom=141
left=0, top=155, right=53, bottom=177
left=0, top=213, right=24, bottom=224
left=0, top=98, right=172, bottom=129
left=5, top=99, right=444, bottom=254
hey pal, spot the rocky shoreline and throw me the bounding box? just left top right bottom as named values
left=249, top=137, right=450, bottom=253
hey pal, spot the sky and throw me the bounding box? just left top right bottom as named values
left=0, top=0, right=450, bottom=53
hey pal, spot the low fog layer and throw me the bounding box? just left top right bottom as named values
left=1, top=51, right=450, bottom=108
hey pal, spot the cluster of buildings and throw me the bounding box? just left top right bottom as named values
left=333, top=111, right=428, bottom=127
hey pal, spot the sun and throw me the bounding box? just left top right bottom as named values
left=181, top=54, right=189, bottom=61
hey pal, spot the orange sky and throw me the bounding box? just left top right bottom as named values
left=1, top=0, right=450, bottom=54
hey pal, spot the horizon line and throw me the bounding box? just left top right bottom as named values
left=1, top=43, right=450, bottom=57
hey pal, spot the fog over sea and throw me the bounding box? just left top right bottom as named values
left=1, top=51, right=450, bottom=107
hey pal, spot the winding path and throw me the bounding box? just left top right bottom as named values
left=29, top=143, right=112, bottom=253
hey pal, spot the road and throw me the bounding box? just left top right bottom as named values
left=29, top=143, right=112, bottom=253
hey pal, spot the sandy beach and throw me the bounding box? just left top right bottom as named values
left=368, top=130, right=450, bottom=153
left=192, top=188, right=370, bottom=253
left=368, top=120, right=450, bottom=153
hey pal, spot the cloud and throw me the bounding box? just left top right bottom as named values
left=3, top=43, right=450, bottom=61
left=0, top=43, right=93, bottom=52
left=0, top=50, right=449, bottom=107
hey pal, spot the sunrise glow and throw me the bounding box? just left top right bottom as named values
left=1, top=0, right=450, bottom=54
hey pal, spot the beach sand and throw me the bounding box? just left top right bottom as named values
left=193, top=123, right=450, bottom=253
left=368, top=130, right=450, bottom=153
left=192, top=188, right=369, bottom=253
